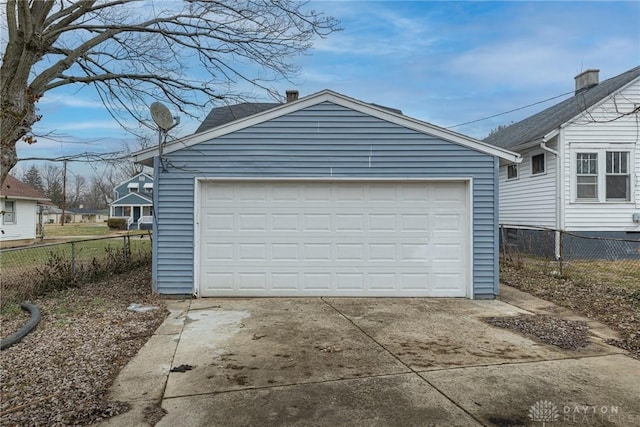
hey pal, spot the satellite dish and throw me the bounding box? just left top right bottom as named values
left=150, top=101, right=174, bottom=130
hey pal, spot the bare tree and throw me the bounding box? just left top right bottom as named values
left=40, top=163, right=64, bottom=206
left=117, top=135, right=154, bottom=178
left=67, top=174, right=87, bottom=208
left=84, top=174, right=113, bottom=210
left=1, top=1, right=339, bottom=185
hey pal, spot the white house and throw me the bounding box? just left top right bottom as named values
left=485, top=66, right=640, bottom=257
left=1, top=175, right=49, bottom=242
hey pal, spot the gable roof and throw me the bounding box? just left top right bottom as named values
left=110, top=192, right=153, bottom=206
left=134, top=89, right=520, bottom=165
left=113, top=172, right=153, bottom=191
left=195, top=100, right=403, bottom=134
left=484, top=66, right=640, bottom=150
left=196, top=103, right=281, bottom=133
left=1, top=175, right=49, bottom=201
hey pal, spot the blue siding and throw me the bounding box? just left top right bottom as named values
left=114, top=173, right=154, bottom=200
left=154, top=102, right=499, bottom=298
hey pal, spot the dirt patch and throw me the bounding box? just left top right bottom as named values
left=484, top=314, right=590, bottom=350
left=501, top=262, right=640, bottom=358
left=0, top=266, right=167, bottom=426
left=142, top=403, right=167, bottom=426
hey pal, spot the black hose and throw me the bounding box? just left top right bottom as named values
left=1, top=302, right=41, bottom=350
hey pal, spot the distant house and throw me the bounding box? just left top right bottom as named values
left=485, top=66, right=640, bottom=257
left=41, top=204, right=65, bottom=224
left=1, top=175, right=49, bottom=242
left=109, top=172, right=153, bottom=230
left=68, top=208, right=109, bottom=223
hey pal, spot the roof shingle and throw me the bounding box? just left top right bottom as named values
left=484, top=66, right=640, bottom=149
left=195, top=98, right=404, bottom=134
left=1, top=175, right=49, bottom=201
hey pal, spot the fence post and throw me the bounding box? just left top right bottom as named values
left=71, top=241, right=76, bottom=274
left=123, top=235, right=128, bottom=262
left=558, top=230, right=564, bottom=277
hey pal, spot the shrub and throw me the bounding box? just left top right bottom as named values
left=107, top=218, right=127, bottom=230
left=1, top=237, right=151, bottom=308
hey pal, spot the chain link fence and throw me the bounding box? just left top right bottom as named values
left=0, top=234, right=152, bottom=307
left=500, top=225, right=640, bottom=287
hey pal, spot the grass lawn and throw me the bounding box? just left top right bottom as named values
left=513, top=256, right=640, bottom=289
left=565, top=260, right=640, bottom=288
left=501, top=257, right=640, bottom=358
left=44, top=223, right=112, bottom=237
left=1, top=236, right=151, bottom=269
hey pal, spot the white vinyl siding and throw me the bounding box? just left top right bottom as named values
left=499, top=146, right=557, bottom=228
left=562, top=78, right=640, bottom=232
left=0, top=199, right=38, bottom=241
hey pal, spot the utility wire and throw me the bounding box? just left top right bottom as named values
left=447, top=89, right=576, bottom=129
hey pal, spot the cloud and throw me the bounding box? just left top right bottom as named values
left=51, top=120, right=123, bottom=131
left=311, top=2, right=438, bottom=57
left=39, top=94, right=108, bottom=109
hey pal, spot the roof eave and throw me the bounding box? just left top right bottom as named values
left=1, top=195, right=50, bottom=202
left=133, top=89, right=522, bottom=164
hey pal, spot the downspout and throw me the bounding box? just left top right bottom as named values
left=539, top=139, right=561, bottom=259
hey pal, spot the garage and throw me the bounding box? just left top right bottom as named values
left=197, top=180, right=470, bottom=297
left=133, top=89, right=520, bottom=299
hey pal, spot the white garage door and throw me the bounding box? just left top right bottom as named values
left=198, top=180, right=470, bottom=297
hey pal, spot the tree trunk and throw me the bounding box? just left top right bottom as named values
left=0, top=87, right=38, bottom=186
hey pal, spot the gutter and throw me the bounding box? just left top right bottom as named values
left=539, top=132, right=562, bottom=259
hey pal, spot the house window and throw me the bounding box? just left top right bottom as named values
left=576, top=153, right=598, bottom=199
left=507, top=164, right=518, bottom=180
left=2, top=201, right=15, bottom=224
left=531, top=153, right=545, bottom=175
left=606, top=151, right=630, bottom=200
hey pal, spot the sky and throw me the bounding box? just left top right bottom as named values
left=12, top=0, right=640, bottom=179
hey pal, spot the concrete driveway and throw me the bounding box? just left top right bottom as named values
left=102, top=287, right=640, bottom=426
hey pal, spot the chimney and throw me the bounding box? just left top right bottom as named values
left=286, top=90, right=299, bottom=103
left=574, top=69, right=599, bottom=95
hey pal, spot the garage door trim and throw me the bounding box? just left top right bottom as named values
left=193, top=177, right=474, bottom=298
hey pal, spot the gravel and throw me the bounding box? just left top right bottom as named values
left=0, top=267, right=167, bottom=426
left=484, top=314, right=590, bottom=349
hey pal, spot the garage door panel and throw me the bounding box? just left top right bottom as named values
left=272, top=214, right=299, bottom=231
left=303, top=273, right=331, bottom=290
left=199, top=181, right=469, bottom=297
left=432, top=273, right=466, bottom=296
left=368, top=273, right=396, bottom=290
left=303, top=214, right=332, bottom=231
left=400, top=273, right=430, bottom=290
left=336, top=273, right=364, bottom=290
left=272, top=244, right=299, bottom=260
left=336, top=214, right=365, bottom=231
left=271, top=273, right=299, bottom=290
